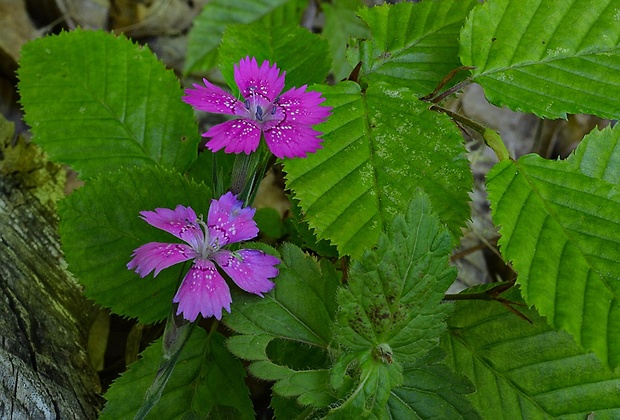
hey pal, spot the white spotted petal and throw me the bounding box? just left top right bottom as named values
left=127, top=193, right=280, bottom=322
left=183, top=56, right=332, bottom=158
left=213, top=249, right=278, bottom=295
left=173, top=259, right=232, bottom=320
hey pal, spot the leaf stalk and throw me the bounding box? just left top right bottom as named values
left=429, top=104, right=511, bottom=161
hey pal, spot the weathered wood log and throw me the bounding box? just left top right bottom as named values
left=0, top=130, right=100, bottom=418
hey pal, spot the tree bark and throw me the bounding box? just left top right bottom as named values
left=0, top=173, right=100, bottom=419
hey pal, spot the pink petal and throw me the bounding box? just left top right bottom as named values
left=173, top=259, right=232, bottom=321
left=213, top=249, right=278, bottom=296
left=139, top=205, right=204, bottom=250
left=276, top=86, right=332, bottom=126
left=182, top=79, right=244, bottom=116
left=204, top=119, right=262, bottom=155
left=234, top=56, right=285, bottom=103
left=127, top=242, right=195, bottom=277
left=207, top=192, right=258, bottom=247
left=263, top=122, right=325, bottom=158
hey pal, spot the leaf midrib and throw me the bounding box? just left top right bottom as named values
left=448, top=324, right=553, bottom=418
left=473, top=44, right=620, bottom=79
left=366, top=8, right=466, bottom=76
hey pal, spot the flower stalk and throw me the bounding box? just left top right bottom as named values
left=430, top=103, right=511, bottom=161
left=134, top=306, right=194, bottom=420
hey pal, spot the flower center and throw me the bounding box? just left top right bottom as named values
left=195, top=219, right=217, bottom=259
left=244, top=93, right=278, bottom=124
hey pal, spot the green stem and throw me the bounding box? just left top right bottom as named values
left=134, top=306, right=195, bottom=420
left=430, top=104, right=512, bottom=161
left=482, top=128, right=511, bottom=162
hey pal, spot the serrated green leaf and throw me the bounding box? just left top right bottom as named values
left=225, top=243, right=341, bottom=406
left=219, top=22, right=330, bottom=90
left=59, top=166, right=212, bottom=323
left=284, top=197, right=339, bottom=258
left=487, top=125, right=620, bottom=368
left=387, top=347, right=480, bottom=420
left=330, top=192, right=456, bottom=415
left=18, top=30, right=199, bottom=179
left=460, top=0, right=620, bottom=119
left=355, top=0, right=478, bottom=94
left=322, top=0, right=370, bottom=81
left=565, top=125, right=620, bottom=183
left=335, top=191, right=456, bottom=362
left=101, top=330, right=253, bottom=419
left=184, top=0, right=304, bottom=75
left=285, top=81, right=472, bottom=257
left=443, top=288, right=620, bottom=418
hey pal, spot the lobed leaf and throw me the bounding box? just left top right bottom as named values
left=225, top=243, right=341, bottom=407
left=284, top=81, right=472, bottom=257
left=184, top=0, right=304, bottom=74
left=460, top=0, right=620, bottom=119
left=355, top=0, right=479, bottom=94
left=443, top=287, right=620, bottom=418
left=219, top=21, right=331, bottom=91
left=101, top=330, right=253, bottom=419
left=59, top=165, right=212, bottom=323
left=18, top=30, right=199, bottom=179
left=487, top=125, right=620, bottom=368
left=330, top=192, right=457, bottom=415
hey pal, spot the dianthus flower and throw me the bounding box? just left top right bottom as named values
left=127, top=192, right=279, bottom=321
left=183, top=56, right=332, bottom=159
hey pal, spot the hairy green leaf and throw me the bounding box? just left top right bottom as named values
left=285, top=81, right=472, bottom=257
left=330, top=192, right=456, bottom=415
left=101, top=330, right=253, bottom=419
left=487, top=125, right=620, bottom=368
left=184, top=0, right=304, bottom=74
left=461, top=0, right=620, bottom=118
left=443, top=288, right=620, bottom=418
left=355, top=0, right=478, bottom=94
left=387, top=348, right=480, bottom=420
left=18, top=30, right=199, bottom=179
left=225, top=243, right=341, bottom=407
left=219, top=21, right=331, bottom=90
left=59, top=166, right=212, bottom=323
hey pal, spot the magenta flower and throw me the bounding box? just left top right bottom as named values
left=127, top=192, right=279, bottom=321
left=183, top=56, right=332, bottom=159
